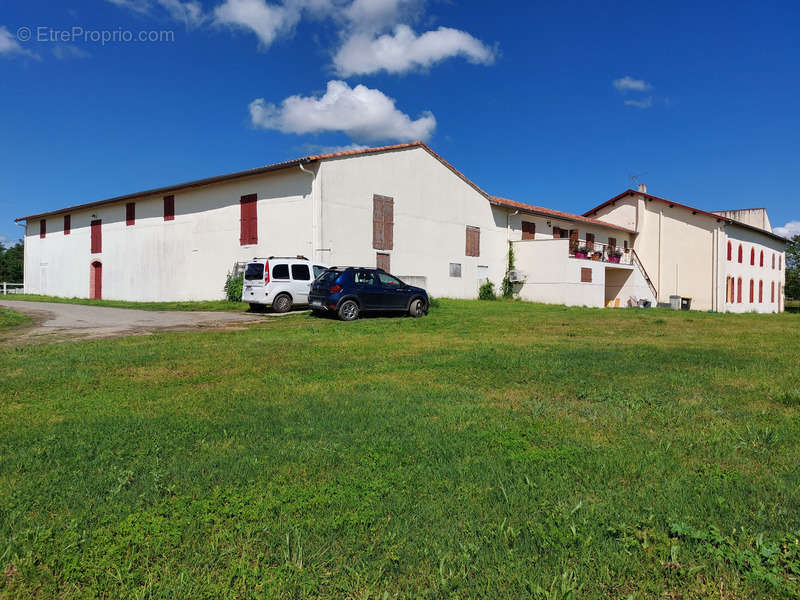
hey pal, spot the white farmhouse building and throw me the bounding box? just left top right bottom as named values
left=584, top=188, right=788, bottom=312
left=16, top=142, right=787, bottom=312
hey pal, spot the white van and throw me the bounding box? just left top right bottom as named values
left=243, top=256, right=328, bottom=312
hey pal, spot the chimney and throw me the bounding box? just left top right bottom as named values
left=638, top=183, right=647, bottom=194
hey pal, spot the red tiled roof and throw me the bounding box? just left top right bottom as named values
left=582, top=189, right=788, bottom=242
left=582, top=189, right=728, bottom=222
left=489, top=196, right=636, bottom=233
left=15, top=142, right=431, bottom=222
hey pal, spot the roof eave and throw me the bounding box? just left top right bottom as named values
left=14, top=141, right=430, bottom=223
left=489, top=198, right=636, bottom=234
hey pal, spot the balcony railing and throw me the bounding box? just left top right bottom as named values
left=568, top=241, right=632, bottom=265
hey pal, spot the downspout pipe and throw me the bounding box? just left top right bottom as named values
left=507, top=210, right=519, bottom=241
left=298, top=163, right=316, bottom=258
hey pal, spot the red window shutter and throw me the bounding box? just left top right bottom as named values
left=581, top=268, right=592, bottom=283
left=126, top=202, right=135, bottom=226
left=240, top=194, right=257, bottom=245
left=64, top=215, right=71, bottom=235
left=522, top=221, right=536, bottom=240
left=737, top=278, right=742, bottom=303
left=163, top=195, right=175, bottom=221
left=750, top=248, right=755, bottom=265
left=779, top=256, right=782, bottom=270
left=373, top=195, right=384, bottom=249
left=569, top=229, right=579, bottom=253
left=373, top=194, right=393, bottom=250
left=772, top=254, right=776, bottom=269
left=383, top=197, right=394, bottom=251
left=749, top=279, right=754, bottom=303
left=466, top=226, right=480, bottom=257
left=759, top=280, right=763, bottom=303
left=39, top=219, right=46, bottom=238
left=760, top=251, right=764, bottom=267
left=772, top=281, right=775, bottom=302
left=376, top=252, right=390, bottom=271
left=738, top=245, right=743, bottom=263
left=586, top=232, right=595, bottom=251
left=91, top=220, right=102, bottom=254
left=727, top=241, right=732, bottom=261
left=608, top=237, right=617, bottom=252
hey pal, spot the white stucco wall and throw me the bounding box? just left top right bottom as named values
left=22, top=147, right=514, bottom=302
left=317, top=147, right=509, bottom=299
left=590, top=194, right=788, bottom=312
left=723, top=224, right=786, bottom=313
left=24, top=169, right=313, bottom=301
left=593, top=195, right=725, bottom=311
left=511, top=239, right=656, bottom=308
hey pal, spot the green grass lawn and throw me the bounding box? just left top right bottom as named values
left=1, top=301, right=799, bottom=599
left=0, top=306, right=31, bottom=330
left=2, top=293, right=248, bottom=312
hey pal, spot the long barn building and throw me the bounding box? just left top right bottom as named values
left=16, top=143, right=787, bottom=312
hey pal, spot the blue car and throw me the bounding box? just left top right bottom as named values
left=308, top=267, right=429, bottom=321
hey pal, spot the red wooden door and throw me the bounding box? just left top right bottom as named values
left=90, top=262, right=102, bottom=299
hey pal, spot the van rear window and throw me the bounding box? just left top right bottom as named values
left=244, top=263, right=264, bottom=280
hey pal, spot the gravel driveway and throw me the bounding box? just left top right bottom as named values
left=0, top=300, right=262, bottom=341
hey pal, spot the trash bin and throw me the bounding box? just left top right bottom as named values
left=681, top=297, right=692, bottom=310
left=669, top=295, right=681, bottom=310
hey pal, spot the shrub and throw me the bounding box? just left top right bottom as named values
left=478, top=281, right=496, bottom=300
left=224, top=272, right=243, bottom=302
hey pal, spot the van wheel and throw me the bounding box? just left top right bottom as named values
left=338, top=300, right=359, bottom=321
left=272, top=294, right=292, bottom=313
left=408, top=298, right=426, bottom=318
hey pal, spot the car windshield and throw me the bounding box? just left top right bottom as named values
left=317, top=269, right=341, bottom=284
left=244, top=263, right=264, bottom=280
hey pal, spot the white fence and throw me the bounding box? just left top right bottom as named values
left=1, top=283, right=24, bottom=295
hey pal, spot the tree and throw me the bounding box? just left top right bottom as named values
left=786, top=234, right=800, bottom=300
left=0, top=240, right=24, bottom=282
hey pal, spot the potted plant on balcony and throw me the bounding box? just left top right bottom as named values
left=608, top=249, right=622, bottom=263
left=573, top=245, right=588, bottom=259
left=591, top=250, right=602, bottom=261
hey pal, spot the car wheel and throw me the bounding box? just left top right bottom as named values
left=272, top=294, right=293, bottom=313
left=338, top=299, right=360, bottom=321
left=408, top=298, right=426, bottom=318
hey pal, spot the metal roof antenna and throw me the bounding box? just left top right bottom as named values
left=629, top=172, right=648, bottom=193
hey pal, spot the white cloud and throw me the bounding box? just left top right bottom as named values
left=774, top=220, right=800, bottom=238
left=334, top=24, right=495, bottom=76
left=344, top=0, right=422, bottom=32
left=52, top=45, right=91, bottom=60
left=0, top=26, right=38, bottom=59
left=624, top=96, right=653, bottom=109
left=106, top=0, right=206, bottom=26
left=303, top=142, right=369, bottom=154
left=249, top=80, right=436, bottom=142
left=213, top=0, right=302, bottom=47
left=159, top=0, right=206, bottom=26
left=613, top=76, right=652, bottom=92
left=106, top=0, right=152, bottom=13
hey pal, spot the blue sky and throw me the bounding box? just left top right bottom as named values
left=1, top=0, right=799, bottom=245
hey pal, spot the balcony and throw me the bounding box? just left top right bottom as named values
left=568, top=240, right=632, bottom=265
